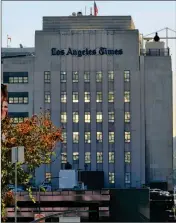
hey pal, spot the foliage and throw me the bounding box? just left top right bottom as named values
left=1, top=111, right=63, bottom=219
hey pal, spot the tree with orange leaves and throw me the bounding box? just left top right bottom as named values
left=1, top=111, right=63, bottom=219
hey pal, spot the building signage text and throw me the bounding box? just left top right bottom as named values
left=51, top=47, right=123, bottom=57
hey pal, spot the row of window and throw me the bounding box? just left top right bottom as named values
left=45, top=91, right=130, bottom=103
left=44, top=71, right=130, bottom=83
left=45, top=171, right=130, bottom=184
left=9, top=96, right=28, bottom=104
left=62, top=131, right=131, bottom=143
left=61, top=151, right=131, bottom=164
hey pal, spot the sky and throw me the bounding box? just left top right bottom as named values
left=1, top=1, right=176, bottom=136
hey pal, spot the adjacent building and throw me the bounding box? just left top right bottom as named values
left=2, top=13, right=173, bottom=189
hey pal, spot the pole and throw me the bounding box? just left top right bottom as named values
left=39, top=186, right=41, bottom=214
left=85, top=6, right=86, bottom=15
left=15, top=148, right=18, bottom=223
left=166, top=27, right=168, bottom=48
left=7, top=35, right=8, bottom=48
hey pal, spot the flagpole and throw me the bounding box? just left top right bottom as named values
left=7, top=35, right=8, bottom=48
left=85, top=6, right=86, bottom=15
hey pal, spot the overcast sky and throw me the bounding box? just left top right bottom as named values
left=2, top=1, right=176, bottom=135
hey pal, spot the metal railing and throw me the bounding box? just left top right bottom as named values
left=140, top=48, right=170, bottom=56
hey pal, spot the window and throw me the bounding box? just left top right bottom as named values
left=60, top=71, right=67, bottom=82
left=124, top=70, right=130, bottom=82
left=73, top=132, right=79, bottom=143
left=125, top=112, right=130, bottom=123
left=10, top=117, right=27, bottom=124
left=3, top=72, right=28, bottom=84
left=73, top=92, right=79, bottom=103
left=45, top=91, right=51, bottom=103
left=108, top=71, right=114, bottom=81
left=109, top=132, right=114, bottom=143
left=84, top=92, right=90, bottom=103
left=62, top=131, right=67, bottom=143
left=85, top=112, right=91, bottom=123
left=61, top=152, right=67, bottom=163
left=96, top=92, right=102, bottom=102
left=85, top=132, right=91, bottom=143
left=61, top=92, right=67, bottom=103
left=109, top=152, right=115, bottom=163
left=97, top=152, right=103, bottom=163
left=97, top=132, right=103, bottom=143
left=73, top=112, right=79, bottom=123
left=96, top=71, right=102, bottom=82
left=125, top=173, right=131, bottom=183
left=108, top=92, right=114, bottom=102
left=61, top=112, right=67, bottom=123
left=108, top=112, right=114, bottom=122
left=124, top=91, right=130, bottom=102
left=96, top=112, right=102, bottom=123
left=84, top=72, right=90, bottom=82
left=73, top=72, right=79, bottom=82
left=85, top=152, right=91, bottom=163
left=125, top=152, right=131, bottom=163
left=45, top=172, right=51, bottom=181
left=73, top=152, right=79, bottom=161
left=125, top=132, right=131, bottom=143
left=44, top=71, right=50, bottom=83
left=8, top=92, right=28, bottom=104
left=9, top=112, right=28, bottom=124
left=109, top=172, right=115, bottom=184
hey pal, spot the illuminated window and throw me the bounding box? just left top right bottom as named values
left=61, top=152, right=67, bottom=163
left=125, top=152, right=131, bottom=163
left=108, top=71, right=114, bottom=81
left=109, top=152, right=115, bottom=163
left=85, top=132, right=91, bottom=143
left=4, top=73, right=28, bottom=84
left=124, top=91, right=130, bottom=102
left=108, top=92, right=114, bottom=102
left=45, top=92, right=51, bottom=103
left=109, top=172, right=115, bottom=184
left=124, top=70, right=130, bottom=82
left=73, top=132, right=79, bottom=143
left=85, top=112, right=91, bottom=123
left=108, top=112, right=114, bottom=122
left=97, top=152, right=103, bottom=163
left=85, top=152, right=91, bottom=163
left=73, top=72, right=79, bottom=82
left=62, top=131, right=67, bottom=143
left=73, top=152, right=79, bottom=161
left=96, top=71, right=102, bottom=82
left=96, top=112, right=102, bottom=123
left=125, top=132, right=131, bottom=143
left=125, top=112, right=130, bottom=123
left=61, top=112, right=67, bottom=123
left=73, top=92, right=79, bottom=103
left=109, top=132, right=114, bottom=143
left=84, top=72, right=90, bottom=82
left=60, top=72, right=67, bottom=82
left=9, top=96, right=28, bottom=104
left=96, top=92, right=102, bottom=102
left=44, top=71, right=50, bottom=83
left=73, top=112, right=79, bottom=123
left=125, top=173, right=131, bottom=183
left=84, top=92, right=90, bottom=103
left=10, top=117, right=26, bottom=124
left=97, top=132, right=103, bottom=143
left=45, top=172, right=51, bottom=181
left=61, top=92, right=67, bottom=103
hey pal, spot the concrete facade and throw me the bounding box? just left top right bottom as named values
left=2, top=15, right=173, bottom=189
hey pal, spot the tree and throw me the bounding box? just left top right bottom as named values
left=1, top=111, right=63, bottom=219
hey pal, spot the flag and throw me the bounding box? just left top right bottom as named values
left=94, top=1, right=98, bottom=16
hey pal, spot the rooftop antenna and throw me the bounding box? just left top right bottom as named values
left=85, top=6, right=87, bottom=15
left=90, top=7, right=92, bottom=15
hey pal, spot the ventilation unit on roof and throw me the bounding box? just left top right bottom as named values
left=72, top=12, right=76, bottom=16
left=77, top=11, right=83, bottom=16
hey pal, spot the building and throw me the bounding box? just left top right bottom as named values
left=1, top=13, right=173, bottom=189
